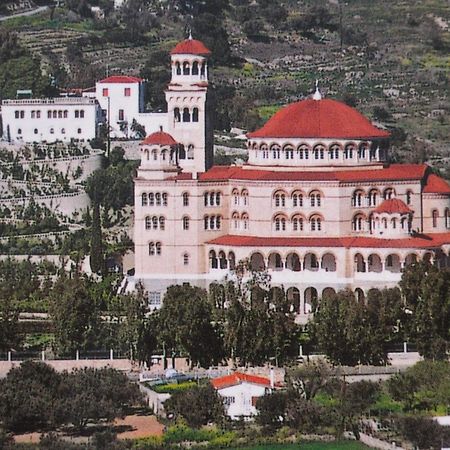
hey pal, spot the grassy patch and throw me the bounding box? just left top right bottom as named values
left=152, top=381, right=197, bottom=394
left=257, top=105, right=282, bottom=121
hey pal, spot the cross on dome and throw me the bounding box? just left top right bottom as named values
left=312, top=80, right=322, bottom=101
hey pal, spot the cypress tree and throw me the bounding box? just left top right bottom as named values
left=89, top=202, right=104, bottom=274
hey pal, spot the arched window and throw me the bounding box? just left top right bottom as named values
left=310, top=215, right=322, bottom=231
left=368, top=189, right=379, bottom=207
left=161, top=150, right=167, bottom=161
left=159, top=216, right=165, bottom=230
left=432, top=209, right=439, bottom=228
left=178, top=145, right=186, bottom=159
left=63, top=110, right=68, bottom=118
left=185, top=144, right=193, bottom=160
left=152, top=149, right=158, bottom=161
left=182, top=216, right=190, bottom=230
left=228, top=252, right=236, bottom=270
left=242, top=213, right=249, bottom=230
left=215, top=192, right=221, bottom=206
left=80, top=110, right=84, bottom=118
left=292, top=215, right=304, bottom=231
left=274, top=215, right=286, bottom=231
left=445, top=209, right=450, bottom=228
left=142, top=193, right=148, bottom=206
left=292, top=191, right=303, bottom=207
left=274, top=191, right=286, bottom=208
left=182, top=192, right=189, bottom=206
left=309, top=191, right=321, bottom=207
left=145, top=216, right=151, bottom=229
left=182, top=108, right=190, bottom=122
left=358, top=143, right=367, bottom=159
left=162, top=193, right=168, bottom=206
left=209, top=250, right=218, bottom=269
left=192, top=61, right=199, bottom=75
left=183, top=61, right=190, bottom=75
left=200, top=62, right=206, bottom=77
left=329, top=144, right=340, bottom=160
left=149, top=242, right=155, bottom=255
left=232, top=189, right=239, bottom=206
left=383, top=188, right=395, bottom=200
left=152, top=216, right=158, bottom=229
left=149, top=193, right=155, bottom=206
left=232, top=212, right=239, bottom=229
left=192, top=108, right=199, bottom=122
left=391, top=218, right=397, bottom=229
left=382, top=218, right=388, bottom=229
left=284, top=145, right=294, bottom=160
left=174, top=107, right=181, bottom=122
left=176, top=62, right=181, bottom=75
left=352, top=214, right=365, bottom=231
left=183, top=253, right=189, bottom=265
left=297, top=144, right=309, bottom=160
left=58, top=110, right=63, bottom=118
left=241, top=189, right=249, bottom=206
left=271, top=144, right=281, bottom=159
left=313, top=145, right=325, bottom=160
left=156, top=242, right=161, bottom=255
left=352, top=190, right=364, bottom=207
left=155, top=192, right=161, bottom=206
left=344, top=144, right=354, bottom=159
left=406, top=190, right=413, bottom=205
left=53, top=111, right=57, bottom=118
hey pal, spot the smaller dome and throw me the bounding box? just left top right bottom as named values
left=171, top=38, right=211, bottom=56
left=374, top=198, right=412, bottom=215
left=140, top=131, right=177, bottom=146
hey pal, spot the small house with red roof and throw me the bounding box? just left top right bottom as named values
left=211, top=372, right=273, bottom=420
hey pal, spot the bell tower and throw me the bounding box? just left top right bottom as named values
left=165, top=35, right=213, bottom=174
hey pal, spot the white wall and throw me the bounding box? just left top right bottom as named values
left=217, top=382, right=268, bottom=419
left=1, top=98, right=99, bottom=143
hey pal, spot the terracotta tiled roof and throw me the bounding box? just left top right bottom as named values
left=98, top=75, right=143, bottom=84
left=423, top=174, right=450, bottom=195
left=247, top=98, right=390, bottom=139
left=211, top=372, right=271, bottom=390
left=140, top=131, right=177, bottom=146
left=373, top=198, right=412, bottom=215
left=196, top=164, right=428, bottom=183
left=207, top=233, right=450, bottom=250
left=171, top=38, right=211, bottom=56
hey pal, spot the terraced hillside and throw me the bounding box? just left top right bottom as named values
left=2, top=0, right=449, bottom=164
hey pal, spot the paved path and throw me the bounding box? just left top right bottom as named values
left=0, top=6, right=48, bottom=22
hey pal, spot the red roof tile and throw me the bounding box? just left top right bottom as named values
left=171, top=38, right=211, bottom=56
left=211, top=372, right=271, bottom=390
left=140, top=131, right=177, bottom=146
left=197, top=164, right=428, bottom=183
left=98, top=75, right=143, bottom=84
left=247, top=98, right=390, bottom=140
left=207, top=233, right=450, bottom=250
left=423, top=174, right=450, bottom=195
left=373, top=198, right=412, bottom=215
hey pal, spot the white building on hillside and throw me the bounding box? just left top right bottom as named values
left=211, top=372, right=273, bottom=420
left=94, top=75, right=167, bottom=139
left=1, top=97, right=100, bottom=143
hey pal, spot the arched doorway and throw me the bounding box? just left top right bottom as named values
left=250, top=252, right=265, bottom=271
left=304, top=287, right=318, bottom=314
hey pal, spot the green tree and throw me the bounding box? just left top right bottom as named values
left=49, top=276, right=101, bottom=354
left=0, top=361, right=63, bottom=432
left=400, top=262, right=450, bottom=359
left=0, top=297, right=20, bottom=351
left=311, top=289, right=390, bottom=365
left=256, top=391, right=288, bottom=431
left=90, top=201, right=105, bottom=274
left=396, top=416, right=443, bottom=449
left=164, top=383, right=225, bottom=428
left=59, top=367, right=142, bottom=430
left=286, top=360, right=331, bottom=401
left=159, top=285, right=224, bottom=368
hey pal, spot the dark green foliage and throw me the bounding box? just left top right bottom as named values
left=90, top=202, right=105, bottom=274
left=58, top=367, right=142, bottom=430
left=400, top=262, right=450, bottom=359
left=396, top=416, right=443, bottom=449
left=0, top=296, right=20, bottom=351
left=49, top=276, right=101, bottom=354
left=0, top=363, right=141, bottom=434
left=256, top=391, right=288, bottom=430
left=387, top=360, right=450, bottom=413
left=164, top=383, right=225, bottom=428
left=159, top=285, right=224, bottom=368
left=311, top=288, right=399, bottom=365
left=0, top=361, right=63, bottom=432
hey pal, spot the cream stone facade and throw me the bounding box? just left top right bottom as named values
left=132, top=37, right=450, bottom=315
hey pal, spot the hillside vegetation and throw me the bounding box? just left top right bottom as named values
left=0, top=0, right=449, bottom=168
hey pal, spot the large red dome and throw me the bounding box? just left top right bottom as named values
left=247, top=98, right=390, bottom=140
left=170, top=38, right=211, bottom=56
